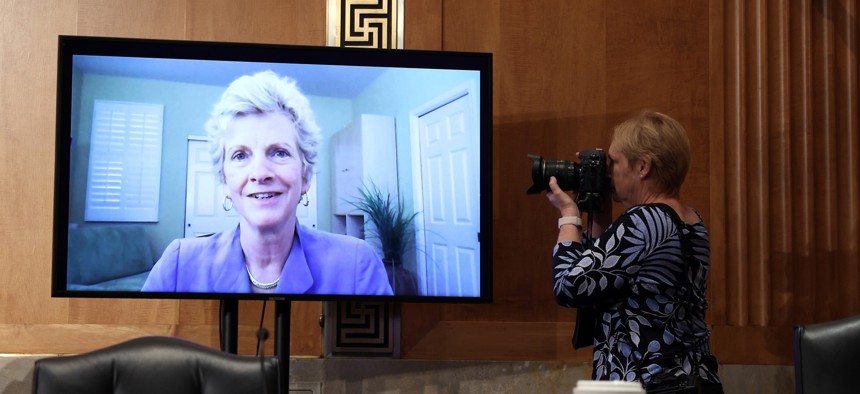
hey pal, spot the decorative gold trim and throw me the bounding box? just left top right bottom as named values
left=324, top=0, right=403, bottom=360
left=327, top=0, right=403, bottom=49
left=324, top=301, right=400, bottom=357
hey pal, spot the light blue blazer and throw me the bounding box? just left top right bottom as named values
left=142, top=223, right=393, bottom=295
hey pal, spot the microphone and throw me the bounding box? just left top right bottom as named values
left=257, top=327, right=270, bottom=394
left=257, top=327, right=270, bottom=354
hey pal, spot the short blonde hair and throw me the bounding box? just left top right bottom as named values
left=206, top=71, right=321, bottom=184
left=611, top=111, right=691, bottom=196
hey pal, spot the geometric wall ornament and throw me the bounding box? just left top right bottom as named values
left=323, top=301, right=400, bottom=357
left=327, top=0, right=404, bottom=49
left=324, top=0, right=403, bottom=359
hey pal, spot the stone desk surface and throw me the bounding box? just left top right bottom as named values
left=2, top=355, right=792, bottom=394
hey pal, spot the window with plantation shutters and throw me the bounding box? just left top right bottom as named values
left=84, top=100, right=164, bottom=222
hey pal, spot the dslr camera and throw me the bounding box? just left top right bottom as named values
left=527, top=149, right=609, bottom=212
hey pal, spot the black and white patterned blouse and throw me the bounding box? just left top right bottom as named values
left=553, top=203, right=722, bottom=386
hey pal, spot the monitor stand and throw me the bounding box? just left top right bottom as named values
left=220, top=299, right=291, bottom=394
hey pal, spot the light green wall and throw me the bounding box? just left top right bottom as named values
left=308, top=95, right=353, bottom=230
left=352, top=68, right=481, bottom=211
left=69, top=67, right=478, bottom=259
left=69, top=71, right=351, bottom=256
left=70, top=72, right=224, bottom=256
left=349, top=68, right=481, bottom=273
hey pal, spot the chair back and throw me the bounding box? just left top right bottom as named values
left=33, top=336, right=279, bottom=394
left=795, top=313, right=860, bottom=394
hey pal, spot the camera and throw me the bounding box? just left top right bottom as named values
left=526, top=149, right=609, bottom=212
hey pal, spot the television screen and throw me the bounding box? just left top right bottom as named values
left=53, top=35, right=492, bottom=303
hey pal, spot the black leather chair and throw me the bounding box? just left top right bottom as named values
left=794, top=313, right=860, bottom=394
left=32, top=336, right=280, bottom=394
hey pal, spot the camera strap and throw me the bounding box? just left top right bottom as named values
left=571, top=307, right=597, bottom=349
left=571, top=210, right=600, bottom=349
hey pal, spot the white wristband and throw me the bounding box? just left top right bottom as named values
left=558, top=216, right=582, bottom=229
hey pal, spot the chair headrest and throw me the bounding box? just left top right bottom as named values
left=33, top=336, right=280, bottom=394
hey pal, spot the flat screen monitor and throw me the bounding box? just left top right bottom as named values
left=53, top=35, right=492, bottom=303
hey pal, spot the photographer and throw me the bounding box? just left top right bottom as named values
left=545, top=111, right=723, bottom=393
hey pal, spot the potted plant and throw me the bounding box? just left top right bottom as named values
left=349, top=182, right=419, bottom=295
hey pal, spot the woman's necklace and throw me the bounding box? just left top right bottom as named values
left=245, top=265, right=280, bottom=289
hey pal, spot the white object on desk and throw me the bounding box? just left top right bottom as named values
left=572, top=380, right=646, bottom=394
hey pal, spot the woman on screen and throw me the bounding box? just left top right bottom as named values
left=142, top=71, right=393, bottom=295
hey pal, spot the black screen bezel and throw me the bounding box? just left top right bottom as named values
left=52, top=35, right=493, bottom=303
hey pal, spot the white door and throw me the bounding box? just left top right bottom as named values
left=414, top=92, right=480, bottom=297
left=185, top=138, right=239, bottom=238
left=185, top=138, right=317, bottom=238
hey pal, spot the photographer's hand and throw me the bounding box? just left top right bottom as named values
left=547, top=176, right=582, bottom=244
left=546, top=176, right=577, bottom=215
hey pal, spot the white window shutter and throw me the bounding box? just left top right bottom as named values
left=84, top=100, right=164, bottom=222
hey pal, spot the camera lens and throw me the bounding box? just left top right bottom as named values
left=526, top=154, right=580, bottom=194
left=543, top=159, right=581, bottom=191
left=527, top=150, right=608, bottom=212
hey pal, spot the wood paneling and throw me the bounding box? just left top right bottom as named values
left=0, top=0, right=326, bottom=356
left=0, top=0, right=78, bottom=327
left=3, top=0, right=860, bottom=366
left=442, top=0, right=499, bottom=53
left=715, top=0, right=860, bottom=333
left=404, top=0, right=711, bottom=362
left=402, top=0, right=860, bottom=366
left=403, top=321, right=590, bottom=361
left=707, top=0, right=729, bottom=328
left=706, top=0, right=860, bottom=362
left=186, top=0, right=325, bottom=45
left=77, top=0, right=186, bottom=39
left=68, top=299, right=178, bottom=325
left=0, top=323, right=175, bottom=355
left=404, top=0, right=442, bottom=50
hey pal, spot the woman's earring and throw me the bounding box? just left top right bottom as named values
left=222, top=196, right=233, bottom=211
left=300, top=193, right=309, bottom=207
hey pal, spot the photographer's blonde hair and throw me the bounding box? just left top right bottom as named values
left=611, top=111, right=691, bottom=197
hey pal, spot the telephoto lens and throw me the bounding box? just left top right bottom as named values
left=526, top=154, right=581, bottom=194
left=526, top=150, right=608, bottom=212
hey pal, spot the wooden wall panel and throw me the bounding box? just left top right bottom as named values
left=62, top=0, right=190, bottom=351
left=0, top=0, right=79, bottom=328
left=77, top=0, right=186, bottom=39
left=186, top=0, right=325, bottom=45
left=404, top=0, right=442, bottom=50
left=2, top=0, right=859, bottom=366
left=786, top=20, right=819, bottom=327
left=707, top=0, right=729, bottom=328
left=708, top=0, right=860, bottom=363
left=811, top=0, right=840, bottom=322
left=442, top=0, right=499, bottom=53
left=402, top=0, right=860, bottom=366
left=788, top=0, right=817, bottom=325
left=0, top=324, right=176, bottom=354
left=767, top=0, right=793, bottom=326
left=0, top=0, right=326, bottom=356
left=834, top=0, right=860, bottom=315
left=404, top=0, right=707, bottom=363
left=68, top=299, right=178, bottom=325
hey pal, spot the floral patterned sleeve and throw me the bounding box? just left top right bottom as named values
left=552, top=205, right=670, bottom=308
